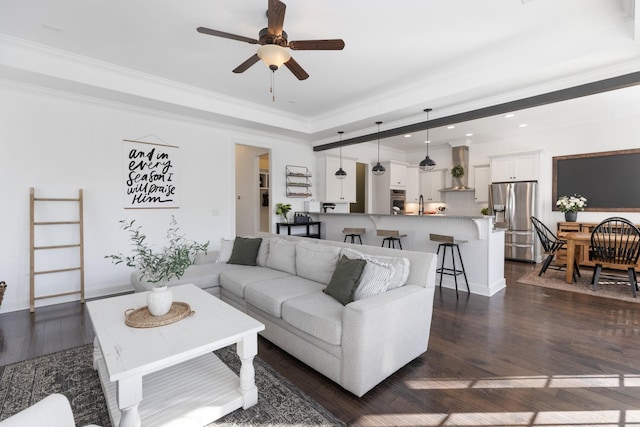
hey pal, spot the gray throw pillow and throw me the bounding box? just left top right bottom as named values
left=323, top=255, right=367, bottom=305
left=228, top=237, right=263, bottom=266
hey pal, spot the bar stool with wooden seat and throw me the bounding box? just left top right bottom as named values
left=377, top=229, right=407, bottom=250
left=430, top=233, right=470, bottom=298
left=342, top=227, right=365, bottom=244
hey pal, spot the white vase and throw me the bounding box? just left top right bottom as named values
left=147, top=285, right=173, bottom=316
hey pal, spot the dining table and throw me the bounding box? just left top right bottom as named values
left=563, top=231, right=592, bottom=284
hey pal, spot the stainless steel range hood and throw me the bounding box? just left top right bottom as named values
left=440, top=145, right=474, bottom=192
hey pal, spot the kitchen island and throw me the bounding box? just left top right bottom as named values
left=313, top=213, right=505, bottom=297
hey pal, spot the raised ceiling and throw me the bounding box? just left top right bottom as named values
left=0, top=0, right=638, bottom=149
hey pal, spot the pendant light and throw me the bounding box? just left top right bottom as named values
left=372, top=121, right=386, bottom=175
left=419, top=108, right=437, bottom=171
left=335, top=131, right=347, bottom=179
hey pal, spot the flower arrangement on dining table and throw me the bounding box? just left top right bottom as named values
left=556, top=194, right=587, bottom=213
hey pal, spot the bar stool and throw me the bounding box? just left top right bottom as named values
left=430, top=233, right=470, bottom=298
left=343, top=228, right=365, bottom=244
left=377, top=229, right=407, bottom=250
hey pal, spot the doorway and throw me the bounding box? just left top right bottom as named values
left=235, top=144, right=270, bottom=236
left=258, top=153, right=270, bottom=232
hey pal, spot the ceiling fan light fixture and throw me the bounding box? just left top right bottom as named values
left=257, top=44, right=291, bottom=70
left=420, top=108, right=436, bottom=171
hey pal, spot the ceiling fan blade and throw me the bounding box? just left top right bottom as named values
left=233, top=54, right=260, bottom=73
left=196, top=27, right=259, bottom=45
left=284, top=57, right=309, bottom=80
left=267, top=0, right=286, bottom=36
left=288, top=39, right=345, bottom=50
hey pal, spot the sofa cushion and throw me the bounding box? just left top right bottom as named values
left=130, top=262, right=249, bottom=292
left=323, top=255, right=367, bottom=305
left=216, top=238, right=235, bottom=263
left=282, top=292, right=344, bottom=346
left=266, top=238, right=297, bottom=274
left=244, top=276, right=325, bottom=318
left=256, top=237, right=270, bottom=267
left=295, top=241, right=341, bottom=285
left=341, top=248, right=410, bottom=290
left=219, top=267, right=292, bottom=299
left=228, top=237, right=262, bottom=266
left=354, top=257, right=397, bottom=300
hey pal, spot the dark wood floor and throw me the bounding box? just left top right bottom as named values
left=2, top=261, right=640, bottom=426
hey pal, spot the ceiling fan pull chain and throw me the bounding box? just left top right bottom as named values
left=271, top=70, right=276, bottom=102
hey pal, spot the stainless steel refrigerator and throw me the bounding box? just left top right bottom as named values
left=489, top=181, right=538, bottom=262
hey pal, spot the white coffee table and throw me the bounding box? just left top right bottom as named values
left=87, top=283, right=265, bottom=427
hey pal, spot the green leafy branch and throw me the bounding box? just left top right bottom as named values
left=105, top=216, right=209, bottom=285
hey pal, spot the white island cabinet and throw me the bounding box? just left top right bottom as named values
left=314, top=213, right=505, bottom=297
left=317, top=154, right=356, bottom=203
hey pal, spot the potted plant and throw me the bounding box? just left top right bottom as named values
left=556, top=194, right=587, bottom=222
left=106, top=216, right=209, bottom=315
left=276, top=203, right=292, bottom=223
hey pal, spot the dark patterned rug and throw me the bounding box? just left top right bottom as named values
left=0, top=344, right=344, bottom=427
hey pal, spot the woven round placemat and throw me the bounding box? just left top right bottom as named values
left=124, top=302, right=194, bottom=328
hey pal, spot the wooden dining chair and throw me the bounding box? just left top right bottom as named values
left=590, top=217, right=640, bottom=297
left=531, top=216, right=580, bottom=282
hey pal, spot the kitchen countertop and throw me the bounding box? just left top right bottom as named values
left=314, top=212, right=492, bottom=220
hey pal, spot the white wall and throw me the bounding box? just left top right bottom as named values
left=0, top=82, right=315, bottom=312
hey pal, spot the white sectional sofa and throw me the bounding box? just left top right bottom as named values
left=131, top=232, right=437, bottom=397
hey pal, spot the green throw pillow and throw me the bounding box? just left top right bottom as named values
left=228, top=237, right=263, bottom=266
left=323, top=255, right=367, bottom=305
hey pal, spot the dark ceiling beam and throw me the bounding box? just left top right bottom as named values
left=313, top=70, right=640, bottom=152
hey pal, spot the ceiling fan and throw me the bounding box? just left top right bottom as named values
left=197, top=0, right=345, bottom=81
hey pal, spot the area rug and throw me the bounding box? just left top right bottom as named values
left=517, top=266, right=639, bottom=303
left=0, top=344, right=344, bottom=427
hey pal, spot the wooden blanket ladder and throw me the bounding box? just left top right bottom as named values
left=29, top=187, right=85, bottom=312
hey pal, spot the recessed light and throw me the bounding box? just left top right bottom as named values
left=424, top=140, right=431, bottom=144
left=465, top=133, right=473, bottom=137
left=505, top=113, right=515, bottom=118
left=447, top=125, right=455, bottom=129
left=404, top=134, right=412, bottom=138
left=518, top=123, right=528, bottom=128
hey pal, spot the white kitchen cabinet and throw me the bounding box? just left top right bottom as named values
left=383, top=161, right=407, bottom=188
left=405, top=165, right=420, bottom=203
left=317, top=155, right=356, bottom=203
left=473, top=165, right=490, bottom=203
left=490, top=152, right=539, bottom=182
left=419, top=169, right=445, bottom=202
